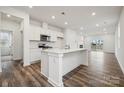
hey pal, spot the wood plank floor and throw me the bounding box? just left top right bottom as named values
left=0, top=61, right=52, bottom=87
left=63, top=51, right=124, bottom=87
left=0, top=51, right=124, bottom=87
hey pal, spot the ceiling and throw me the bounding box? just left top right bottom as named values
left=12, top=6, right=122, bottom=35
left=1, top=12, right=22, bottom=23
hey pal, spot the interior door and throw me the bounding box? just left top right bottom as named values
left=0, top=31, right=12, bottom=57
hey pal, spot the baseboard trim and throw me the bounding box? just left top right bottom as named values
left=40, top=72, right=64, bottom=87
left=103, top=51, right=115, bottom=53
left=30, top=60, right=41, bottom=64
left=48, top=78, right=63, bottom=87
left=90, top=50, right=115, bottom=53
left=23, top=63, right=30, bottom=67
left=41, top=72, right=48, bottom=79
left=115, top=54, right=124, bottom=74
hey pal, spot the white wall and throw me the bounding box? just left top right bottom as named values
left=115, top=7, right=124, bottom=73
left=103, top=34, right=115, bottom=52
left=64, top=29, right=84, bottom=49
left=85, top=34, right=115, bottom=53
left=1, top=18, right=23, bottom=60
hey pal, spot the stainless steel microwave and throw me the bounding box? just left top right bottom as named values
left=40, top=35, right=50, bottom=42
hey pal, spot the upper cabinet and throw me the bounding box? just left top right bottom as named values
left=29, top=24, right=64, bottom=41
left=29, top=25, right=41, bottom=41
left=49, top=30, right=57, bottom=42
left=41, top=28, right=50, bottom=36
left=57, top=31, right=64, bottom=38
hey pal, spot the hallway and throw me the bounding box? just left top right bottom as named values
left=0, top=51, right=124, bottom=87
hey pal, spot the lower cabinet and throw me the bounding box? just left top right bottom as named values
left=41, top=52, right=49, bottom=77
left=30, top=48, right=41, bottom=63
left=48, top=54, right=63, bottom=86
left=49, top=56, right=60, bottom=82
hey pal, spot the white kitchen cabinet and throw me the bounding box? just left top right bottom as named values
left=29, top=24, right=64, bottom=41
left=41, top=28, right=47, bottom=35
left=41, top=29, right=50, bottom=36
left=50, top=34, right=57, bottom=42
left=49, top=56, right=59, bottom=82
left=48, top=54, right=63, bottom=86
left=46, top=29, right=57, bottom=42
left=40, top=28, right=46, bottom=35
left=57, top=32, right=64, bottom=38
left=29, top=25, right=41, bottom=41
left=30, top=48, right=41, bottom=63
left=34, top=30, right=40, bottom=40
left=41, top=52, right=49, bottom=77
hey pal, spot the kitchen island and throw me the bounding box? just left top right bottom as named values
left=41, top=48, right=88, bottom=87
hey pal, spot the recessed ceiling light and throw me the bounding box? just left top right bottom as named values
left=92, top=12, right=96, bottom=16
left=28, top=6, right=33, bottom=8
left=96, top=24, right=99, bottom=27
left=51, top=16, right=55, bottom=19
left=6, top=14, right=11, bottom=18
left=80, top=27, right=84, bottom=30
left=64, top=22, right=68, bottom=25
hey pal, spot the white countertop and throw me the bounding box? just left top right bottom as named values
left=41, top=48, right=87, bottom=54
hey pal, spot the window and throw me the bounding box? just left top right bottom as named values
left=0, top=31, right=12, bottom=47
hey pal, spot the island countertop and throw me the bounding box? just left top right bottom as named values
left=41, top=48, right=87, bottom=54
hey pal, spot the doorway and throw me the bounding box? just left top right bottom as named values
left=0, top=30, right=13, bottom=62
left=91, top=39, right=103, bottom=51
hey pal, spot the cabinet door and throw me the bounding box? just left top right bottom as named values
left=49, top=56, right=63, bottom=85
left=57, top=32, right=64, bottom=38
left=34, top=30, right=40, bottom=40
left=41, top=28, right=46, bottom=35
left=30, top=49, right=41, bottom=62
left=46, top=29, right=51, bottom=36
left=29, top=26, right=34, bottom=40
left=50, top=33, right=57, bottom=42
left=41, top=53, right=49, bottom=77
left=41, top=29, right=50, bottom=36
left=60, top=32, right=64, bottom=38
left=29, top=25, right=40, bottom=40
